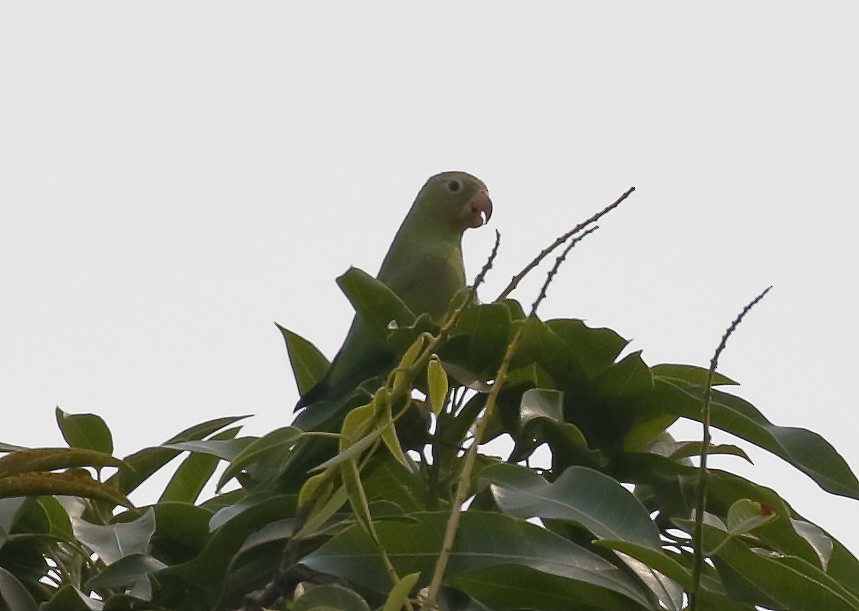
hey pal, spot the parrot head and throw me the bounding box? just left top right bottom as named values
left=413, top=171, right=493, bottom=233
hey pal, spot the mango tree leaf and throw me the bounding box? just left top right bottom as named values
left=382, top=572, right=420, bottom=611
left=650, top=381, right=859, bottom=499
left=446, top=564, right=650, bottom=611
left=0, top=566, right=38, bottom=611
left=160, top=427, right=243, bottom=504
left=72, top=507, right=155, bottom=564
left=791, top=519, right=834, bottom=571
left=703, top=523, right=859, bottom=610
left=651, top=364, right=738, bottom=387
left=39, top=585, right=102, bottom=611
left=545, top=318, right=629, bottom=378
left=218, top=427, right=302, bottom=491
left=277, top=324, right=331, bottom=396
left=302, top=510, right=653, bottom=607
left=86, top=552, right=167, bottom=588
left=479, top=464, right=661, bottom=551
left=55, top=408, right=113, bottom=454
left=338, top=266, right=415, bottom=335
left=108, top=416, right=249, bottom=496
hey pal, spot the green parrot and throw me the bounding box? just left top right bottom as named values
left=294, top=171, right=493, bottom=415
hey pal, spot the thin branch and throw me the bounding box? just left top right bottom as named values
left=422, top=327, right=523, bottom=608
left=688, top=285, right=772, bottom=610
left=473, top=229, right=501, bottom=289
left=530, top=225, right=598, bottom=316
left=494, top=186, right=635, bottom=302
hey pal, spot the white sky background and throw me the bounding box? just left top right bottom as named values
left=2, top=3, right=858, bottom=554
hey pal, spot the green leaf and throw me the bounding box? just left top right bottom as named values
left=86, top=552, right=167, bottom=588
left=440, top=302, right=511, bottom=381
left=55, top=408, right=113, bottom=454
left=218, top=427, right=302, bottom=491
left=277, top=323, right=331, bottom=396
left=651, top=381, right=859, bottom=499
left=791, top=519, right=834, bottom=571
left=72, top=507, right=155, bottom=564
left=166, top=494, right=296, bottom=591
left=651, top=363, right=738, bottom=387
left=303, top=510, right=653, bottom=607
left=704, top=524, right=859, bottom=610
left=160, top=428, right=242, bottom=504
left=39, top=585, right=102, bottom=611
left=337, top=266, right=415, bottom=336
left=108, top=415, right=249, bottom=496
left=545, top=318, right=629, bottom=378
left=0, top=567, right=38, bottom=611
left=293, top=584, right=371, bottom=611
left=383, top=572, right=420, bottom=611
left=427, top=356, right=448, bottom=416
left=519, top=387, right=564, bottom=425
left=446, top=564, right=651, bottom=611
left=479, top=464, right=661, bottom=551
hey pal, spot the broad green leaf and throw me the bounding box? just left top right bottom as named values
left=337, top=266, right=415, bottom=336
left=151, top=502, right=212, bottom=563
left=595, top=540, right=690, bottom=588
left=39, top=585, right=102, bottom=611
left=446, top=564, right=651, bottom=611
left=293, top=584, right=371, bottom=611
left=55, top=408, right=114, bottom=454
left=791, top=519, right=834, bottom=570
left=383, top=572, right=420, bottom=611
left=160, top=428, right=242, bottom=504
left=650, top=380, right=859, bottom=499
left=109, top=415, right=249, bottom=496
left=440, top=302, right=511, bottom=381
left=86, top=552, right=167, bottom=588
left=546, top=318, right=629, bottom=378
left=0, top=447, right=123, bottom=477
left=651, top=363, right=738, bottom=387
left=303, top=510, right=653, bottom=607
left=0, top=497, right=27, bottom=533
left=161, top=437, right=250, bottom=462
left=277, top=323, right=331, bottom=395
left=167, top=494, right=296, bottom=590
left=704, top=524, right=859, bottom=610
left=480, top=464, right=661, bottom=551
left=217, top=426, right=302, bottom=490
left=593, top=350, right=653, bottom=401
left=72, top=507, right=155, bottom=564
left=520, top=387, right=563, bottom=425
left=0, top=566, right=38, bottom=611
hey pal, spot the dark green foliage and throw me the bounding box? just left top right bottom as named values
left=1, top=272, right=858, bottom=610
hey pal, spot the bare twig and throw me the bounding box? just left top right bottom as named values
left=688, top=285, right=772, bottom=610
left=530, top=225, right=598, bottom=316
left=494, top=186, right=635, bottom=302
left=473, top=229, right=501, bottom=289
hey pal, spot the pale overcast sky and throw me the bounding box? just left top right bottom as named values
left=2, top=3, right=858, bottom=554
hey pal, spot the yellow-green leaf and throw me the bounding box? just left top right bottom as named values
left=382, top=572, right=420, bottom=611
left=393, top=336, right=424, bottom=391
left=427, top=355, right=449, bottom=415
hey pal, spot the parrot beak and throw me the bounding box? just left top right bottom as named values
left=464, top=190, right=493, bottom=228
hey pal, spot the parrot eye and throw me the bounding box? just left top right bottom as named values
left=446, top=179, right=462, bottom=192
